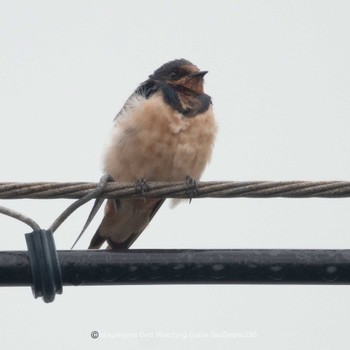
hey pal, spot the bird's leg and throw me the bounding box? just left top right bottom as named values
left=113, top=198, right=122, bottom=211
left=185, top=175, right=198, bottom=203
left=135, top=178, right=149, bottom=201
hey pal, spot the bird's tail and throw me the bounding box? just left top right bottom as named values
left=88, top=198, right=164, bottom=249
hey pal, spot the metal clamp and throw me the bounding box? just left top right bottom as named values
left=25, top=230, right=62, bottom=303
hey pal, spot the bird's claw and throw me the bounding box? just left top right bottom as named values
left=185, top=176, right=198, bottom=203
left=135, top=178, right=149, bottom=200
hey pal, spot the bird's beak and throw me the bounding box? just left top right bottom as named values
left=177, top=70, right=208, bottom=94
left=187, top=70, right=208, bottom=79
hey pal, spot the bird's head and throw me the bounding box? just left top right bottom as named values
left=149, top=59, right=208, bottom=94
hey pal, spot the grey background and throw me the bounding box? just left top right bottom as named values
left=1, top=1, right=350, bottom=348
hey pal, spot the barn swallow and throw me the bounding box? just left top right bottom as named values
left=82, top=59, right=217, bottom=249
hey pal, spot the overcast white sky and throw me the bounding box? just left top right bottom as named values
left=1, top=1, right=350, bottom=349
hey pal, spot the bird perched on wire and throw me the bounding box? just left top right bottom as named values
left=74, top=58, right=217, bottom=249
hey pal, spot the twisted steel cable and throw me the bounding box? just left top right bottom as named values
left=1, top=180, right=350, bottom=199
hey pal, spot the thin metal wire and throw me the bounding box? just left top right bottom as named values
left=0, top=205, right=40, bottom=231
left=49, top=174, right=110, bottom=233
left=1, top=179, right=350, bottom=240
left=1, top=180, right=350, bottom=199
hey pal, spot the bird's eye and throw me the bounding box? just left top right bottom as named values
left=169, top=71, right=177, bottom=79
